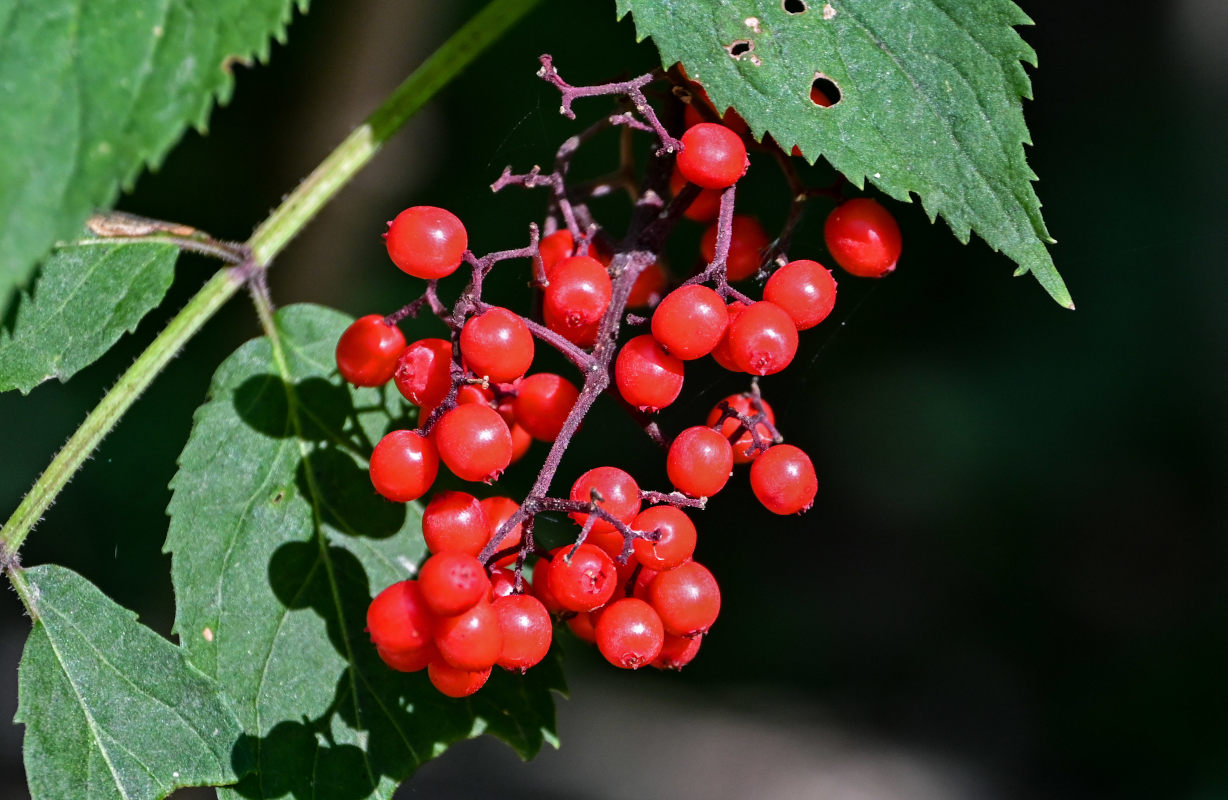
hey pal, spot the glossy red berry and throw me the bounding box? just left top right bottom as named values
left=709, top=301, right=748, bottom=372
left=614, top=335, right=685, bottom=412
left=677, top=123, right=749, bottom=190
left=369, top=429, right=438, bottom=502
left=336, top=315, right=406, bottom=387
left=824, top=198, right=902, bottom=278
left=700, top=214, right=770, bottom=281
left=543, top=255, right=612, bottom=348
left=367, top=580, right=436, bottom=654
left=385, top=206, right=468, bottom=279
left=569, top=467, right=641, bottom=535
left=666, top=426, right=733, bottom=497
left=460, top=307, right=534, bottom=383
left=393, top=337, right=452, bottom=407
left=434, top=600, right=503, bottom=671
left=727, top=301, right=799, bottom=376
left=631, top=505, right=697, bottom=571
left=749, top=443, right=818, bottom=515
left=565, top=609, right=599, bottom=644
left=669, top=166, right=722, bottom=223
left=513, top=373, right=579, bottom=442
left=547, top=543, right=618, bottom=613
left=422, top=491, right=489, bottom=556
left=764, top=260, right=838, bottom=330
left=378, top=642, right=437, bottom=673
left=707, top=394, right=776, bottom=464
left=509, top=422, right=532, bottom=463
left=427, top=659, right=491, bottom=698
left=651, top=285, right=729, bottom=360
left=538, top=229, right=575, bottom=275
left=482, top=496, right=524, bottom=558
left=595, top=598, right=665, bottom=669
left=487, top=567, right=517, bottom=599
left=627, top=262, right=669, bottom=308
left=653, top=633, right=703, bottom=670
left=649, top=561, right=721, bottom=637
left=493, top=594, right=553, bottom=671
left=434, top=404, right=513, bottom=483
left=418, top=551, right=489, bottom=617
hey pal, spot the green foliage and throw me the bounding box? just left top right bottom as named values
left=0, top=234, right=178, bottom=394
left=617, top=0, right=1071, bottom=307
left=164, top=304, right=562, bottom=800
left=15, top=565, right=247, bottom=800
left=0, top=0, right=306, bottom=300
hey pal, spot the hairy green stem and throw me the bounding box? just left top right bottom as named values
left=0, top=0, right=541, bottom=580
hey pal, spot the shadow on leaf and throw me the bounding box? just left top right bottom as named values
left=295, top=447, right=405, bottom=539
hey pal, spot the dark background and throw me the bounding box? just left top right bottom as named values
left=3, top=0, right=1226, bottom=798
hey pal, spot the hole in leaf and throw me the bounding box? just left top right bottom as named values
left=726, top=40, right=754, bottom=59
left=783, top=0, right=806, bottom=12
left=810, top=74, right=841, bottom=106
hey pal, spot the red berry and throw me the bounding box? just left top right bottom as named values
left=569, top=467, right=641, bottom=535
left=824, top=198, right=902, bottom=278
left=434, top=600, right=503, bottom=671
left=493, top=594, right=553, bottom=671
left=418, top=551, right=489, bottom=617
left=631, top=505, right=698, bottom=571
left=539, top=229, right=575, bottom=275
left=378, top=642, right=437, bottom=673
left=423, top=491, right=489, bottom=556
left=811, top=83, right=834, bottom=107
left=649, top=561, right=721, bottom=637
left=614, top=334, right=685, bottom=412
left=708, top=301, right=748, bottom=372
left=393, top=337, right=452, bottom=407
left=706, top=394, right=776, bottom=464
left=481, top=496, right=523, bottom=557
left=651, top=285, right=729, bottom=360
left=652, top=633, right=703, bottom=670
left=666, top=426, right=733, bottom=497
left=336, top=315, right=406, bottom=387
left=509, top=421, right=532, bottom=463
left=385, top=206, right=468, bottom=280
left=427, top=660, right=491, bottom=698
left=513, top=373, right=579, bottom=441
left=669, top=166, right=722, bottom=223
left=727, top=301, right=799, bottom=376
left=565, top=609, right=599, bottom=644
left=434, top=404, right=513, bottom=483
left=677, top=123, right=749, bottom=190
left=369, top=429, right=438, bottom=502
left=460, top=307, right=534, bottom=383
left=595, top=598, right=665, bottom=669
left=700, top=214, right=770, bottom=281
left=749, top=444, right=818, bottom=515
left=764, top=260, right=837, bottom=330
left=530, top=552, right=565, bottom=614
left=547, top=543, right=617, bottom=613
left=488, top=567, right=517, bottom=599
left=628, top=262, right=669, bottom=308
left=367, top=580, right=436, bottom=654
left=543, top=255, right=612, bottom=348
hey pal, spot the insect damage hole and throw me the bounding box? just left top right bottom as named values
left=726, top=40, right=754, bottom=59
left=810, top=74, right=841, bottom=106
left=783, top=0, right=807, bottom=12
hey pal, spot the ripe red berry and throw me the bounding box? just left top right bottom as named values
left=652, top=632, right=703, bottom=670
left=727, top=301, right=799, bottom=376
left=423, top=491, right=489, bottom=556
left=651, top=285, right=729, bottom=360
left=547, top=543, right=617, bottom=613
left=677, top=122, right=749, bottom=190
left=569, top=467, right=641, bottom=535
left=614, top=334, right=685, bottom=412
left=708, top=301, right=748, bottom=372
left=427, top=659, right=491, bottom=698
left=393, top=337, right=452, bottom=407
left=509, top=422, right=532, bottom=463
left=385, top=206, right=468, bottom=279
left=631, top=505, right=698, bottom=571
left=666, top=426, right=733, bottom=497
left=369, top=429, right=438, bottom=502
left=460, top=307, right=534, bottom=383
left=595, top=598, right=665, bottom=669
left=764, top=260, right=838, bottom=330
left=434, top=600, right=503, bottom=671
left=824, top=198, right=902, bottom=278
left=538, top=229, right=575, bottom=275
left=493, top=594, right=553, bottom=671
left=543, top=255, right=612, bottom=348
left=565, top=609, right=599, bottom=644
left=749, top=443, right=818, bottom=515
left=481, top=496, right=524, bottom=557
left=627, top=261, right=668, bottom=308
left=700, top=214, right=770, bottom=281
left=513, top=373, right=579, bottom=442
left=418, top=551, right=489, bottom=617
left=433, top=404, right=513, bottom=483
left=707, top=394, right=776, bottom=464
left=488, top=567, right=517, bottom=599
left=378, top=643, right=437, bottom=673
left=367, top=580, right=436, bottom=654
left=649, top=561, right=721, bottom=637
left=669, top=166, right=722, bottom=223
left=336, top=315, right=406, bottom=387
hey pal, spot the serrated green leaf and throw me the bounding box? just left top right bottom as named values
left=165, top=304, right=563, bottom=800
left=0, top=234, right=178, bottom=394
left=617, top=0, right=1073, bottom=307
left=15, top=564, right=248, bottom=800
left=0, top=0, right=306, bottom=301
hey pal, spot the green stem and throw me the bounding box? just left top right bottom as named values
left=0, top=0, right=541, bottom=569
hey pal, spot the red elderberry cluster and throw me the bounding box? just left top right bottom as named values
left=336, top=55, right=902, bottom=697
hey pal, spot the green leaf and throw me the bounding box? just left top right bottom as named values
left=0, top=233, right=178, bottom=394
left=15, top=564, right=248, bottom=800
left=617, top=0, right=1073, bottom=308
left=0, top=0, right=306, bottom=300
left=165, top=304, right=563, bottom=800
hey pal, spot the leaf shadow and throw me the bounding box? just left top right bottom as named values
left=296, top=447, right=406, bottom=540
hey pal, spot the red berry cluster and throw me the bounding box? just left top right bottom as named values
left=337, top=56, right=903, bottom=697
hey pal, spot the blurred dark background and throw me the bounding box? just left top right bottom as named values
left=3, top=0, right=1226, bottom=798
